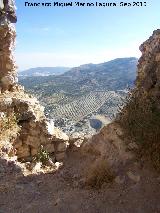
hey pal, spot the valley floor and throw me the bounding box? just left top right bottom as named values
left=0, top=148, right=160, bottom=213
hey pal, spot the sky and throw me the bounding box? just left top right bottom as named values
left=15, top=0, right=160, bottom=70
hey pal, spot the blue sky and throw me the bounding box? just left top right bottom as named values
left=15, top=0, right=160, bottom=70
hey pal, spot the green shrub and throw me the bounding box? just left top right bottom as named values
left=0, top=112, right=17, bottom=133
left=0, top=112, right=20, bottom=144
left=36, top=145, right=50, bottom=165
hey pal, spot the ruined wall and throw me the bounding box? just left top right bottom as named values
left=0, top=1, right=69, bottom=162
left=0, top=0, right=17, bottom=92
left=0, top=91, right=69, bottom=162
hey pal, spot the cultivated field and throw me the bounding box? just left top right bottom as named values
left=50, top=91, right=120, bottom=122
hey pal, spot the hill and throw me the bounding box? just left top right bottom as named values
left=63, top=57, right=137, bottom=90
left=19, top=57, right=138, bottom=134
left=19, top=67, right=70, bottom=78
left=20, top=57, right=137, bottom=92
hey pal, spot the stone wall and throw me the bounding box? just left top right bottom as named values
left=0, top=91, right=69, bottom=162
left=0, top=0, right=17, bottom=92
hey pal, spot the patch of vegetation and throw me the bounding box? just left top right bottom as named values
left=52, top=92, right=115, bottom=122
left=85, top=159, right=115, bottom=189
left=36, top=145, right=50, bottom=165
left=0, top=112, right=17, bottom=132
left=118, top=90, right=160, bottom=171
left=0, top=112, right=20, bottom=143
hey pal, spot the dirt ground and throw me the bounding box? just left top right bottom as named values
left=0, top=147, right=160, bottom=213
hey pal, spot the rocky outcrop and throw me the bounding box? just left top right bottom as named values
left=82, top=122, right=133, bottom=169
left=82, top=29, right=160, bottom=173
left=0, top=0, right=17, bottom=92
left=117, top=30, right=160, bottom=128
left=134, top=29, right=160, bottom=109
left=119, top=29, right=160, bottom=171
left=136, top=29, right=160, bottom=98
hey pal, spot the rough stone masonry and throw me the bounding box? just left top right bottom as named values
left=0, top=0, right=69, bottom=162
left=0, top=0, right=17, bottom=92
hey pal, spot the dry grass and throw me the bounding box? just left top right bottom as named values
left=34, top=145, right=50, bottom=165
left=0, top=111, right=20, bottom=146
left=85, top=159, right=115, bottom=189
left=117, top=90, right=160, bottom=171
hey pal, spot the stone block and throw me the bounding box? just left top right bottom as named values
left=14, top=140, right=22, bottom=149
left=155, top=53, right=160, bottom=61
left=127, top=171, right=140, bottom=183
left=16, top=144, right=30, bottom=158
left=55, top=152, right=66, bottom=162
left=30, top=128, right=40, bottom=136
left=53, top=128, right=69, bottom=142
left=31, top=148, right=38, bottom=156
left=25, top=135, right=40, bottom=148
left=40, top=135, right=48, bottom=144
left=43, top=143, right=55, bottom=153
left=56, top=142, right=67, bottom=152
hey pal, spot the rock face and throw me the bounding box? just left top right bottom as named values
left=82, top=122, right=133, bottom=169
left=136, top=29, right=160, bottom=98
left=119, top=29, right=160, bottom=170
left=0, top=0, right=17, bottom=92
left=0, top=1, right=69, bottom=162
left=118, top=29, right=160, bottom=129
left=82, top=29, right=160, bottom=172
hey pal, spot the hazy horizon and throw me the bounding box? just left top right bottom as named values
left=18, top=56, right=138, bottom=72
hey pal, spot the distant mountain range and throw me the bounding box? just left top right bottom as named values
left=19, top=67, right=70, bottom=78
left=19, top=57, right=138, bottom=129
left=20, top=57, right=138, bottom=92
left=62, top=57, right=138, bottom=90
